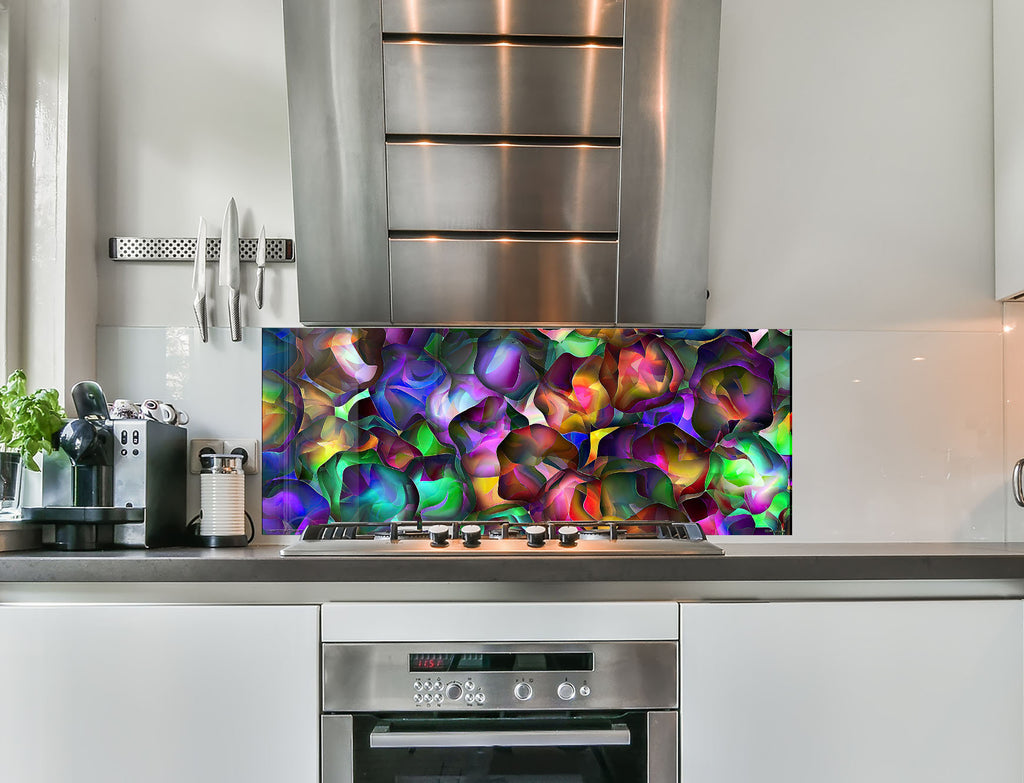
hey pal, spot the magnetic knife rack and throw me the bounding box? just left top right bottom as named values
left=108, top=237, right=295, bottom=263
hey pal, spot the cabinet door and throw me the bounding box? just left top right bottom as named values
left=680, top=601, right=1023, bottom=783
left=996, top=0, right=1024, bottom=299
left=0, top=604, right=319, bottom=783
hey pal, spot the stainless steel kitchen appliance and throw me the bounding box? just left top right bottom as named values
left=283, top=0, right=721, bottom=327
left=321, top=602, right=680, bottom=783
left=281, top=520, right=723, bottom=557
left=24, top=383, right=187, bottom=550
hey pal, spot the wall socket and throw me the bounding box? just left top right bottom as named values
left=189, top=439, right=223, bottom=473
left=223, top=439, right=260, bottom=475
left=188, top=438, right=261, bottom=475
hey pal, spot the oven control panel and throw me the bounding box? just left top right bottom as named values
left=322, top=641, right=678, bottom=713
left=412, top=677, right=494, bottom=707
left=409, top=675, right=591, bottom=708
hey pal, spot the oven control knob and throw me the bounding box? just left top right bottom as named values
left=445, top=682, right=463, bottom=701
left=427, top=524, right=450, bottom=547
left=514, top=682, right=533, bottom=701
left=461, top=524, right=482, bottom=548
left=557, top=525, right=580, bottom=547
left=579, top=685, right=591, bottom=697
left=524, top=525, right=547, bottom=548
left=557, top=682, right=576, bottom=701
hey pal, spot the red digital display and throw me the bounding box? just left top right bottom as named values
left=410, top=654, right=455, bottom=672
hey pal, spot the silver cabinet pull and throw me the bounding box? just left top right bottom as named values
left=1013, top=458, right=1024, bottom=507
left=369, top=723, right=631, bottom=748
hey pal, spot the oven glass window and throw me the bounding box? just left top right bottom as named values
left=348, top=714, right=648, bottom=783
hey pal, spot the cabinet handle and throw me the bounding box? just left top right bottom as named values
left=1013, top=458, right=1024, bottom=507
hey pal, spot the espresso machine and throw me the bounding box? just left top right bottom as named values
left=23, top=381, right=187, bottom=550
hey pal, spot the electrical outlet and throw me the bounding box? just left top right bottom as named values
left=189, top=439, right=224, bottom=474
left=223, top=438, right=260, bottom=475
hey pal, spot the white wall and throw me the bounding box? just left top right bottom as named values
left=92, top=0, right=1004, bottom=542
left=96, top=0, right=297, bottom=329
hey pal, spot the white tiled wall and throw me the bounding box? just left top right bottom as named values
left=90, top=0, right=1006, bottom=542
left=794, top=330, right=1004, bottom=541
left=98, top=324, right=1007, bottom=543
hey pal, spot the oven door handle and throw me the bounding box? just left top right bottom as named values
left=369, top=723, right=632, bottom=749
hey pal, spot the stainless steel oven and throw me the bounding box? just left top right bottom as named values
left=321, top=641, right=678, bottom=783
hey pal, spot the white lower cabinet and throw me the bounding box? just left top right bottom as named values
left=679, top=600, right=1023, bottom=783
left=0, top=604, right=319, bottom=783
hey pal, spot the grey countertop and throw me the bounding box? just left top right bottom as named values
left=2, top=541, right=1024, bottom=584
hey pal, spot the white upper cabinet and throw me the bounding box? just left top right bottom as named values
left=996, top=0, right=1024, bottom=299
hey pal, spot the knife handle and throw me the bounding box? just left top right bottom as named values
left=255, top=267, right=265, bottom=310
left=193, top=294, right=209, bottom=343
left=229, top=289, right=241, bottom=342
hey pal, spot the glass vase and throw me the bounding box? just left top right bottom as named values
left=0, top=451, right=23, bottom=518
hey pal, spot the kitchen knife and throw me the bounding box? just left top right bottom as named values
left=219, top=197, right=241, bottom=342
left=192, top=216, right=209, bottom=342
left=254, top=224, right=266, bottom=310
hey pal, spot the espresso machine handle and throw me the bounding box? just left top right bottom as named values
left=71, top=381, right=110, bottom=420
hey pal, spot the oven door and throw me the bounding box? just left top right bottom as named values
left=323, top=711, right=677, bottom=783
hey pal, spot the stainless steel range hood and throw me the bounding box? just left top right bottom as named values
left=283, top=0, right=721, bottom=326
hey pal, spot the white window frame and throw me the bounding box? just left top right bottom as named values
left=0, top=0, right=12, bottom=379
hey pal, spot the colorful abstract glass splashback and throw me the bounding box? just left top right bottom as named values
left=262, top=328, right=792, bottom=535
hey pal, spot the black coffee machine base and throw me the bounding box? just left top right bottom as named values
left=53, top=523, right=114, bottom=551
left=21, top=506, right=146, bottom=551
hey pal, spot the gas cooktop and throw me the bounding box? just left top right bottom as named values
left=279, top=521, right=724, bottom=557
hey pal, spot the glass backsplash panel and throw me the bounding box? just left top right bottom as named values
left=262, top=328, right=791, bottom=535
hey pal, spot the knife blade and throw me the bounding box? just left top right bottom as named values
left=192, top=217, right=209, bottom=342
left=254, top=224, right=266, bottom=310
left=219, top=197, right=241, bottom=342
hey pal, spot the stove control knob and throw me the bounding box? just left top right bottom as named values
left=557, top=525, right=580, bottom=547
left=445, top=682, right=463, bottom=701
left=514, top=682, right=533, bottom=701
left=579, top=685, right=591, bottom=697
left=428, top=524, right=450, bottom=547
left=461, top=524, right=482, bottom=548
left=557, top=682, right=576, bottom=701
left=524, top=525, right=547, bottom=548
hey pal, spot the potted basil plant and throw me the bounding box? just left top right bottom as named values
left=0, top=370, right=65, bottom=516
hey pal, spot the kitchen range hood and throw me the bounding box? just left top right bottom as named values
left=283, top=0, right=721, bottom=326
